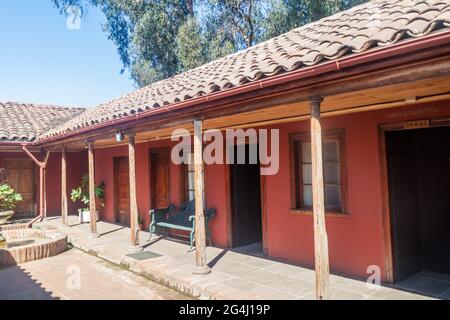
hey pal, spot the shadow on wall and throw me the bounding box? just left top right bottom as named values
left=0, top=263, right=57, bottom=300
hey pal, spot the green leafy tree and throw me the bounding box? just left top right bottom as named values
left=206, top=0, right=265, bottom=49
left=263, top=0, right=309, bottom=40
left=177, top=17, right=207, bottom=71
left=52, top=0, right=368, bottom=87
left=206, top=30, right=235, bottom=62
left=306, top=0, right=368, bottom=21
left=71, top=174, right=105, bottom=209
left=0, top=184, right=22, bottom=211
left=53, top=0, right=193, bottom=86
left=264, top=0, right=367, bottom=39
left=0, top=168, right=22, bottom=211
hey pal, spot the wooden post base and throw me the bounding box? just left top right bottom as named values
left=62, top=220, right=70, bottom=228
left=127, top=245, right=143, bottom=254
left=89, top=232, right=100, bottom=239
left=193, top=265, right=211, bottom=275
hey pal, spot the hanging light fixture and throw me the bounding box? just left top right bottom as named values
left=115, top=130, right=125, bottom=142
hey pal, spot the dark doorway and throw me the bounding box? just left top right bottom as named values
left=150, top=148, right=170, bottom=209
left=230, top=143, right=263, bottom=249
left=114, top=157, right=130, bottom=225
left=386, top=126, right=450, bottom=283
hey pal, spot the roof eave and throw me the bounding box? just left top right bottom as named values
left=35, top=29, right=450, bottom=146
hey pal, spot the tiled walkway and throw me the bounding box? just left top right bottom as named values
left=35, top=216, right=433, bottom=300
left=0, top=248, right=189, bottom=300
left=396, top=271, right=450, bottom=299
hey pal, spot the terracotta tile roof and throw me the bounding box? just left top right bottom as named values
left=0, top=102, right=85, bottom=142
left=40, top=0, right=450, bottom=140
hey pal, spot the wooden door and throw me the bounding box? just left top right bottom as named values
left=415, top=126, right=450, bottom=274
left=114, top=157, right=130, bottom=225
left=388, top=154, right=422, bottom=281
left=387, top=131, right=422, bottom=281
left=4, top=159, right=34, bottom=215
left=151, top=149, right=170, bottom=209
left=387, top=126, right=450, bottom=280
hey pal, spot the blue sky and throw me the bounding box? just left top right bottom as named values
left=0, top=0, right=135, bottom=108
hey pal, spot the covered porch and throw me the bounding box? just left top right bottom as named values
left=30, top=30, right=450, bottom=300
left=35, top=216, right=437, bottom=300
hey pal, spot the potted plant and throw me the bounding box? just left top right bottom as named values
left=0, top=168, right=22, bottom=224
left=71, top=174, right=105, bottom=223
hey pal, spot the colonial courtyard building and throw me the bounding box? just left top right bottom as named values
left=1, top=0, right=449, bottom=299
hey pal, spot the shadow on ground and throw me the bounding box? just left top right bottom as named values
left=0, top=265, right=57, bottom=300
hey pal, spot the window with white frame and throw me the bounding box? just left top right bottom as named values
left=290, top=129, right=347, bottom=213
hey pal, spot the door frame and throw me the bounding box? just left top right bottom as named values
left=113, top=156, right=129, bottom=224
left=149, top=147, right=171, bottom=210
left=4, top=158, right=36, bottom=216
left=378, top=116, right=450, bottom=283
left=225, top=141, right=268, bottom=254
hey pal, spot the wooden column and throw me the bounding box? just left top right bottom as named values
left=43, top=168, right=47, bottom=219
left=44, top=167, right=48, bottom=219
left=128, top=134, right=140, bottom=248
left=39, top=166, right=45, bottom=219
left=43, top=151, right=50, bottom=220
left=87, top=142, right=98, bottom=237
left=193, top=120, right=211, bottom=275
left=61, top=148, right=68, bottom=226
left=22, top=147, right=49, bottom=222
left=310, top=97, right=331, bottom=300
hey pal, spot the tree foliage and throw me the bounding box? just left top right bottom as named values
left=52, top=0, right=368, bottom=87
left=177, top=17, right=207, bottom=71
left=0, top=184, right=22, bottom=211
left=0, top=168, right=22, bottom=211
left=70, top=174, right=105, bottom=209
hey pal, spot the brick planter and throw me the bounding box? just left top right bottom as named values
left=0, top=211, right=14, bottom=225
left=0, top=223, right=28, bottom=232
left=0, top=229, right=67, bottom=266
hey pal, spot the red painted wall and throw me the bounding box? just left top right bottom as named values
left=0, top=151, right=87, bottom=216
left=89, top=101, right=450, bottom=281
left=263, top=101, right=450, bottom=281
left=6, top=100, right=446, bottom=281
left=204, top=163, right=230, bottom=247
left=94, top=141, right=186, bottom=229
left=93, top=140, right=231, bottom=247
left=45, top=151, right=88, bottom=216
left=95, top=141, right=170, bottom=227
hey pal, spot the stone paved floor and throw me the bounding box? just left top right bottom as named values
left=33, top=216, right=434, bottom=300
left=0, top=248, right=189, bottom=300
left=396, top=271, right=450, bottom=299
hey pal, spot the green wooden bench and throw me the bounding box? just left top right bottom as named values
left=149, top=200, right=216, bottom=251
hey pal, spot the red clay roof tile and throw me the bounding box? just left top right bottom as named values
left=7, top=0, right=450, bottom=141
left=0, top=102, right=85, bottom=142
